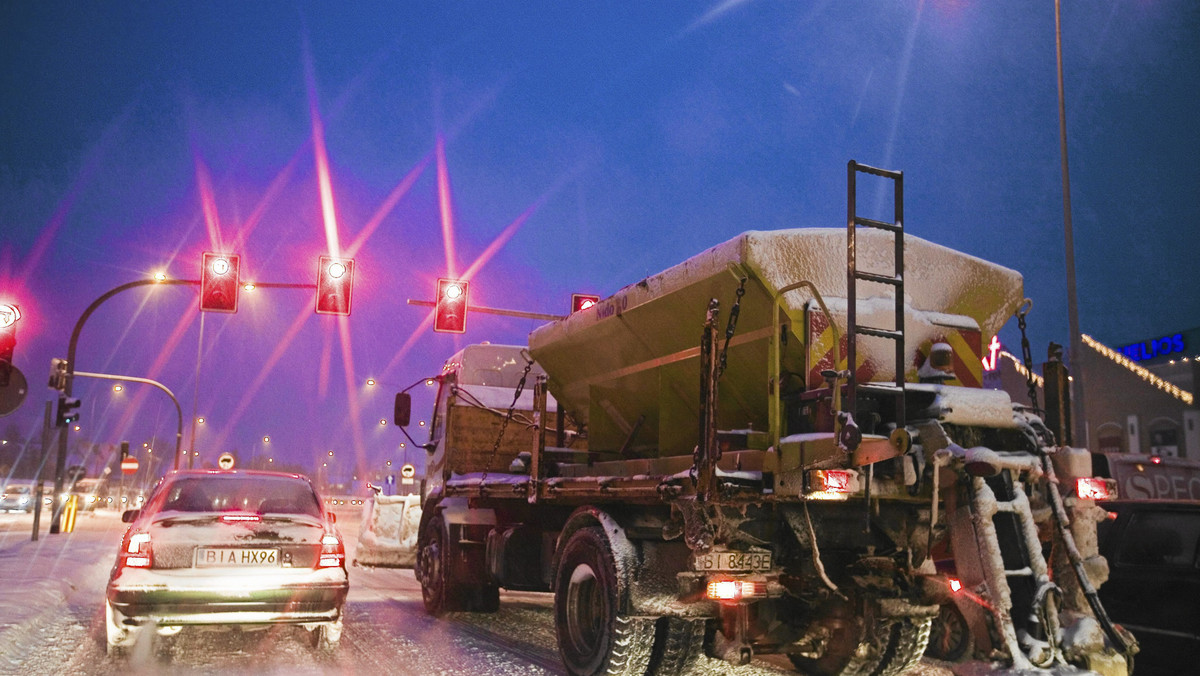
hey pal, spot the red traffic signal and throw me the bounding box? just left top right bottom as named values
left=434, top=278, right=468, bottom=333
left=571, top=294, right=600, bottom=313
left=200, top=253, right=240, bottom=313
left=316, top=256, right=354, bottom=315
left=0, top=303, right=17, bottom=388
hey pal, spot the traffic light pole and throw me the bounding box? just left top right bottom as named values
left=71, top=371, right=183, bottom=468
left=50, top=278, right=196, bottom=533
left=406, top=299, right=565, bottom=322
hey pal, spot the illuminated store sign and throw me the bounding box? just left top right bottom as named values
left=1118, top=333, right=1185, bottom=362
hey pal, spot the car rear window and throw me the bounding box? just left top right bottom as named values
left=161, top=476, right=321, bottom=518
left=1118, top=509, right=1200, bottom=567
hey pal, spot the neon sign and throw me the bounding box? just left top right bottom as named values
left=982, top=335, right=1001, bottom=371
left=1118, top=333, right=1185, bottom=362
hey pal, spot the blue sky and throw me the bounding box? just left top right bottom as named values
left=1, top=1, right=1197, bottom=478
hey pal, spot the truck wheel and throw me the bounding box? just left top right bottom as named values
left=650, top=617, right=707, bottom=676
left=418, top=515, right=465, bottom=615
left=925, top=601, right=971, bottom=662
left=554, top=527, right=655, bottom=676
left=789, top=605, right=932, bottom=676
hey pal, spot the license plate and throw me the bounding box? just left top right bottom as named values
left=195, top=548, right=280, bottom=567
left=693, top=550, right=772, bottom=572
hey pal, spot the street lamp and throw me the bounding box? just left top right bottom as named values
left=1053, top=0, right=1086, bottom=446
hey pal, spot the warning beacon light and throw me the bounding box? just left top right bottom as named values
left=571, top=294, right=601, bottom=313
left=200, top=253, right=240, bottom=313
left=316, top=256, right=355, bottom=315
left=434, top=278, right=468, bottom=333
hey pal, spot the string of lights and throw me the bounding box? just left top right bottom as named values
left=1082, top=334, right=1194, bottom=406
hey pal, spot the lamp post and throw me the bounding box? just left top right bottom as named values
left=1054, top=0, right=1086, bottom=447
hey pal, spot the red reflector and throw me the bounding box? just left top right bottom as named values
left=1076, top=477, right=1111, bottom=501
left=1151, top=455, right=1163, bottom=465
left=1105, top=511, right=1119, bottom=521
left=949, top=578, right=963, bottom=593
left=221, top=514, right=261, bottom=523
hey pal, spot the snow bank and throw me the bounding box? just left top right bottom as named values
left=353, top=494, right=422, bottom=568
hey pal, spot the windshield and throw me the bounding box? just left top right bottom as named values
left=161, top=476, right=321, bottom=518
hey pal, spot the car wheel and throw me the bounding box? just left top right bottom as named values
left=310, top=616, right=343, bottom=652
left=104, top=600, right=136, bottom=656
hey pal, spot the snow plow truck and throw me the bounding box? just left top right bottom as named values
left=398, top=162, right=1136, bottom=676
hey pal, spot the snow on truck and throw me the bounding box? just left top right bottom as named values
left=396, top=162, right=1136, bottom=676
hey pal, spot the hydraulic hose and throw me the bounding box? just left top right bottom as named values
left=1039, top=453, right=1136, bottom=672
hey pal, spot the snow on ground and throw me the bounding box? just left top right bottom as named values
left=0, top=509, right=1105, bottom=676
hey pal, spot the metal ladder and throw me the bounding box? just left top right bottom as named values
left=846, top=160, right=906, bottom=430
left=968, top=466, right=1062, bottom=668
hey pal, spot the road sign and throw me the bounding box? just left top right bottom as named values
left=400, top=463, right=415, bottom=479
left=217, top=452, right=235, bottom=470
left=0, top=365, right=27, bottom=417
left=121, top=457, right=139, bottom=475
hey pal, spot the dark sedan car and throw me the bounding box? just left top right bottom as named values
left=1096, top=499, right=1200, bottom=674
left=105, top=470, right=349, bottom=655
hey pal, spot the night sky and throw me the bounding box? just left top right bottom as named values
left=2, top=2, right=1197, bottom=482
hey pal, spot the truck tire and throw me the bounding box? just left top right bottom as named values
left=554, top=526, right=655, bottom=676
left=418, top=515, right=467, bottom=615
left=789, top=608, right=932, bottom=676
left=650, top=617, right=707, bottom=676
left=925, top=601, right=972, bottom=662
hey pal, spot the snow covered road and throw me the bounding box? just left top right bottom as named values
left=0, top=506, right=1105, bottom=676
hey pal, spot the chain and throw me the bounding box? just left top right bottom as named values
left=1016, top=298, right=1039, bottom=411
left=481, top=352, right=536, bottom=481
left=717, top=277, right=747, bottom=378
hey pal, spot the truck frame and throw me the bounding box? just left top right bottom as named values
left=400, top=162, right=1134, bottom=676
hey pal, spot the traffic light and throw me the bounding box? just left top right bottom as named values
left=434, top=278, right=468, bottom=333
left=0, top=304, right=19, bottom=388
left=56, top=396, right=81, bottom=428
left=48, top=358, right=68, bottom=391
left=200, top=253, right=240, bottom=313
left=571, top=294, right=600, bottom=313
left=316, top=256, right=354, bottom=315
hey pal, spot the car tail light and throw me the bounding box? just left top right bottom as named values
left=121, top=532, right=152, bottom=568
left=705, top=579, right=765, bottom=601
left=318, top=533, right=345, bottom=568
left=1076, top=477, right=1115, bottom=501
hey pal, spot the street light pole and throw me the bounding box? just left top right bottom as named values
left=50, top=278, right=196, bottom=533
left=1055, top=0, right=1086, bottom=447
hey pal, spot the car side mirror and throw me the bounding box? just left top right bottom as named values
left=394, top=392, right=412, bottom=427
left=121, top=509, right=140, bottom=523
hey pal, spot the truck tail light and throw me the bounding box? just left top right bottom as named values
left=121, top=532, right=152, bottom=568
left=807, top=469, right=859, bottom=498
left=318, top=533, right=345, bottom=568
left=705, top=580, right=765, bottom=601
left=1076, top=477, right=1115, bottom=501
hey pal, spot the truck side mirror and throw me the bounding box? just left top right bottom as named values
left=394, top=392, right=412, bottom=427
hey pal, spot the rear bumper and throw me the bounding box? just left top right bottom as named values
left=108, top=567, right=348, bottom=626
